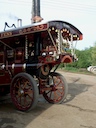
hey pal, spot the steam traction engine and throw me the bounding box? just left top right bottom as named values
left=0, top=1, right=83, bottom=111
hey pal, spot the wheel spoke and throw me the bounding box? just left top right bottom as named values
left=24, top=96, right=27, bottom=106
left=54, top=78, right=62, bottom=87
left=25, top=89, right=33, bottom=94
left=56, top=88, right=64, bottom=95
left=54, top=91, right=59, bottom=101
left=23, top=81, right=30, bottom=88
left=49, top=91, right=52, bottom=99
left=46, top=90, right=52, bottom=95
left=27, top=94, right=33, bottom=100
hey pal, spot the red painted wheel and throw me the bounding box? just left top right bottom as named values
left=43, top=72, right=68, bottom=103
left=10, top=73, right=39, bottom=111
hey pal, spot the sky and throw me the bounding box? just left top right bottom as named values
left=0, top=0, right=96, bottom=50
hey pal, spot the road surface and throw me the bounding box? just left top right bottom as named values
left=0, top=71, right=96, bottom=128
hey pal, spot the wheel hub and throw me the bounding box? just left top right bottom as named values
left=51, top=85, right=57, bottom=91
left=18, top=89, right=24, bottom=96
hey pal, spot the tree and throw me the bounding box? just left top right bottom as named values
left=77, top=49, right=92, bottom=68
left=67, top=48, right=92, bottom=68
left=91, top=43, right=96, bottom=65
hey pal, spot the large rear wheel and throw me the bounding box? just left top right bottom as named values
left=10, top=73, right=39, bottom=111
left=43, top=72, right=68, bottom=104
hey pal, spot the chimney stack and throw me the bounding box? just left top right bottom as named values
left=17, top=19, right=22, bottom=27
left=31, top=0, right=43, bottom=23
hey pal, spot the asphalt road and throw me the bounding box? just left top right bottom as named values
left=0, top=71, right=96, bottom=128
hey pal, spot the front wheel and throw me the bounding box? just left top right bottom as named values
left=10, top=73, right=39, bottom=111
left=43, top=72, right=68, bottom=104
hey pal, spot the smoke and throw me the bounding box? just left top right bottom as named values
left=8, top=13, right=19, bottom=20
left=0, top=12, right=19, bottom=21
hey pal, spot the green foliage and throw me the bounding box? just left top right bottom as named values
left=91, top=43, right=96, bottom=65
left=62, top=66, right=79, bottom=72
left=66, top=48, right=92, bottom=68
left=77, top=49, right=92, bottom=68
